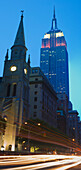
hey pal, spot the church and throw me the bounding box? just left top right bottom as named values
left=0, top=12, right=30, bottom=151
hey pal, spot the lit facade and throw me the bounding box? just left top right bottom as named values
left=40, top=9, right=69, bottom=99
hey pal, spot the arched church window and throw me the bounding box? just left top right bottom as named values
left=12, top=84, right=17, bottom=96
left=7, top=84, right=11, bottom=97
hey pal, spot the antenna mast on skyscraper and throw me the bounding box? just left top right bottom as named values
left=21, top=10, right=24, bottom=17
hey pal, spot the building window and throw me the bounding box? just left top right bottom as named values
left=32, top=69, right=38, bottom=74
left=33, top=112, right=37, bottom=117
left=35, top=69, right=38, bottom=73
left=35, top=91, right=38, bottom=95
left=12, top=84, right=17, bottom=96
left=34, top=97, right=37, bottom=101
left=34, top=105, right=37, bottom=109
left=35, top=84, right=38, bottom=88
left=32, top=69, right=35, bottom=73
left=35, top=78, right=38, bottom=81
left=7, top=84, right=11, bottom=97
left=15, top=51, right=17, bottom=55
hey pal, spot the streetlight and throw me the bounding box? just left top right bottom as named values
left=38, top=123, right=41, bottom=126
left=25, top=122, right=27, bottom=125
left=72, top=139, right=75, bottom=142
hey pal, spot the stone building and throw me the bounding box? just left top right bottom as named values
left=29, top=67, right=57, bottom=128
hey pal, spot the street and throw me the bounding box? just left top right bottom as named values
left=0, top=154, right=81, bottom=170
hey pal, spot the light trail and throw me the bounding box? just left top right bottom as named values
left=0, top=155, right=81, bottom=169
left=55, top=160, right=81, bottom=170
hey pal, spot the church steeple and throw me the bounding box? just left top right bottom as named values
left=51, top=7, right=57, bottom=30
left=11, top=11, right=27, bottom=61
left=14, top=11, right=25, bottom=46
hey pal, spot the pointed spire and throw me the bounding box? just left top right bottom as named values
left=51, top=7, right=57, bottom=30
left=14, top=11, right=25, bottom=46
left=11, top=12, right=27, bottom=61
left=53, top=6, right=55, bottom=19
left=28, top=54, right=30, bottom=67
left=21, top=10, right=24, bottom=18
left=5, top=49, right=9, bottom=61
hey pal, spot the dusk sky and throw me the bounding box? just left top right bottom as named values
left=0, top=0, right=81, bottom=118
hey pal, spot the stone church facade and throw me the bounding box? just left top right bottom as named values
left=0, top=13, right=30, bottom=151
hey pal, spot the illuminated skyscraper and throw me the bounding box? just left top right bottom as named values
left=40, top=9, right=69, bottom=99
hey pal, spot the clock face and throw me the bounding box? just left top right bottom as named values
left=24, top=68, right=27, bottom=74
left=10, top=66, right=17, bottom=72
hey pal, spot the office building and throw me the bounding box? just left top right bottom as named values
left=40, top=9, right=69, bottom=99
left=29, top=67, right=57, bottom=128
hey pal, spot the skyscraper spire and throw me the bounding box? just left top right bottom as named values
left=53, top=6, right=55, bottom=19
left=51, top=7, right=57, bottom=30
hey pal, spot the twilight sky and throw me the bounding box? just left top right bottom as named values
left=0, top=0, right=81, bottom=118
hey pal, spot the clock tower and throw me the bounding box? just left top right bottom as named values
left=0, top=13, right=30, bottom=151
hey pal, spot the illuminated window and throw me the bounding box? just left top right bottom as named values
left=24, top=68, right=27, bottom=74
left=3, top=115, right=7, bottom=121
left=44, top=34, right=50, bottom=39
left=41, top=54, right=45, bottom=56
left=56, top=32, right=64, bottom=38
left=57, top=112, right=60, bottom=115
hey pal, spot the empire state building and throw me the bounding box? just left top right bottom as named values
left=40, top=9, right=69, bottom=99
